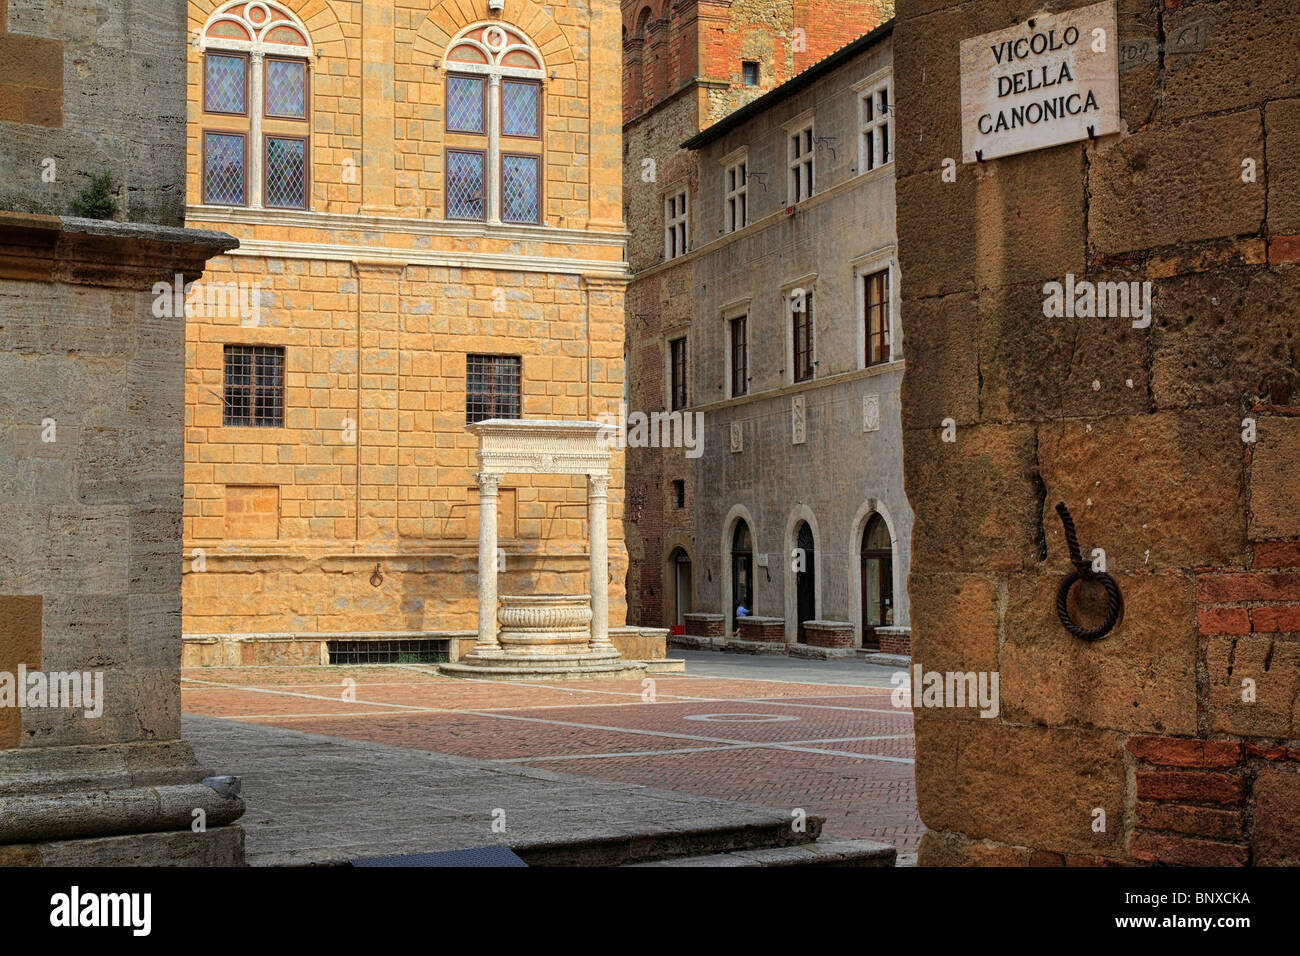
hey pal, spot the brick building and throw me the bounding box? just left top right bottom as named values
left=180, top=0, right=665, bottom=666
left=897, top=0, right=1300, bottom=866
left=621, top=0, right=892, bottom=631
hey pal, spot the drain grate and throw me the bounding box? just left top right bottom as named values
left=326, top=639, right=449, bottom=665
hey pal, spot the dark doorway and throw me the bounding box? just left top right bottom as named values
left=860, top=514, right=893, bottom=649
left=795, top=521, right=815, bottom=642
left=669, top=547, right=692, bottom=627
left=731, top=520, right=753, bottom=631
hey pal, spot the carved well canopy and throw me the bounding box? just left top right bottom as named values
left=467, top=419, right=613, bottom=477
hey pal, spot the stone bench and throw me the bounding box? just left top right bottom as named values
left=875, top=625, right=911, bottom=656
left=802, top=620, right=855, bottom=648
left=737, top=616, right=785, bottom=643
left=682, top=612, right=725, bottom=638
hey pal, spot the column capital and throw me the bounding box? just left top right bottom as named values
left=587, top=473, right=611, bottom=497
left=477, top=472, right=502, bottom=494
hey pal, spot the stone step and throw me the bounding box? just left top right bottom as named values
left=625, top=836, right=897, bottom=867
left=511, top=814, right=825, bottom=866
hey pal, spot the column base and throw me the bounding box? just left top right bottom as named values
left=440, top=649, right=647, bottom=682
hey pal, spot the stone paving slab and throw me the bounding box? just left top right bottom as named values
left=183, top=714, right=829, bottom=866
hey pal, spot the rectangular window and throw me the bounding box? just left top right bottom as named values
left=502, top=79, right=540, bottom=138
left=265, top=57, right=308, bottom=119
left=501, top=153, right=541, bottom=223
left=792, top=290, right=814, bottom=382
left=729, top=315, right=748, bottom=397
left=204, top=52, right=247, bottom=115
left=741, top=61, right=759, bottom=86
left=725, top=159, right=748, bottom=233
left=864, top=269, right=890, bottom=366
left=203, top=131, right=247, bottom=206
left=223, top=345, right=284, bottom=427
left=446, top=73, right=486, bottom=133
left=669, top=336, right=687, bottom=410
left=860, top=79, right=892, bottom=172
left=788, top=123, right=814, bottom=203
left=466, top=354, right=522, bottom=423
left=446, top=149, right=486, bottom=220
left=672, top=479, right=685, bottom=509
left=264, top=135, right=308, bottom=209
left=664, top=191, right=688, bottom=259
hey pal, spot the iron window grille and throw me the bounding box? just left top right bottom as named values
left=223, top=345, right=285, bottom=427
left=466, top=354, right=522, bottom=423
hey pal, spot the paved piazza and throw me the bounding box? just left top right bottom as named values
left=181, top=652, right=922, bottom=856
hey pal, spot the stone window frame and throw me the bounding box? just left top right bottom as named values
left=441, top=22, right=547, bottom=226
left=722, top=147, right=749, bottom=234
left=852, top=246, right=900, bottom=368
left=785, top=110, right=816, bottom=205
left=663, top=188, right=689, bottom=260
left=741, top=60, right=760, bottom=86
left=854, top=68, right=893, bottom=175
left=198, top=0, right=314, bottom=212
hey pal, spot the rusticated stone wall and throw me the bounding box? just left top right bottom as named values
left=895, top=0, right=1300, bottom=866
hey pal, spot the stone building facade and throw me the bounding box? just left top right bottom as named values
left=897, top=0, right=1300, bottom=865
left=621, top=0, right=892, bottom=630
left=179, top=0, right=663, bottom=665
left=681, top=23, right=911, bottom=652
left=0, top=0, right=244, bottom=863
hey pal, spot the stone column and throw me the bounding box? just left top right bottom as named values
left=249, top=50, right=264, bottom=209
left=588, top=473, right=612, bottom=651
left=487, top=73, right=502, bottom=226
left=476, top=471, right=502, bottom=653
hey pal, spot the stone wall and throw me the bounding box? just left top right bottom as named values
left=895, top=0, right=1300, bottom=866
left=0, top=0, right=188, bottom=223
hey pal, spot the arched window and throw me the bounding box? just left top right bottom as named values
left=443, top=23, right=545, bottom=224
left=199, top=1, right=313, bottom=210
left=861, top=514, right=894, bottom=635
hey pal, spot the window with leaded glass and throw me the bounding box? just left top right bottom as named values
left=502, top=80, right=540, bottom=138
left=501, top=154, right=540, bottom=223
left=223, top=345, right=285, bottom=427
left=466, top=354, right=522, bottom=423
left=447, top=150, right=487, bottom=220
left=264, top=135, right=307, bottom=208
left=265, top=57, right=308, bottom=119
left=446, top=74, right=486, bottom=133
left=204, top=53, right=247, bottom=115
left=203, top=132, right=247, bottom=206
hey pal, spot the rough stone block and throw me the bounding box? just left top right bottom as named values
left=1252, top=768, right=1300, bottom=865
left=1250, top=417, right=1300, bottom=541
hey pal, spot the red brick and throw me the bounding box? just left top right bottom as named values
left=1130, top=832, right=1249, bottom=866
left=1064, top=854, right=1138, bottom=866
left=1196, top=571, right=1300, bottom=604
left=1126, top=736, right=1243, bottom=769
left=1251, top=605, right=1300, bottom=633
left=1246, top=743, right=1289, bottom=760
left=1135, top=803, right=1244, bottom=841
left=1269, top=234, right=1300, bottom=266
left=1029, top=849, right=1065, bottom=866
left=1196, top=606, right=1251, bottom=635
left=1135, top=770, right=1245, bottom=805
left=1253, top=541, right=1300, bottom=568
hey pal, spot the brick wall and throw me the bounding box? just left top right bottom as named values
left=897, top=0, right=1300, bottom=867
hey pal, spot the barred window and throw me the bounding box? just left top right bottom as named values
left=669, top=336, right=687, bottom=410
left=466, top=354, right=522, bottom=423
left=223, top=345, right=285, bottom=427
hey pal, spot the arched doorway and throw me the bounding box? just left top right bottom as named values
left=860, top=514, right=893, bottom=649
left=731, top=520, right=753, bottom=631
left=795, top=521, right=815, bottom=642
left=668, top=547, right=692, bottom=627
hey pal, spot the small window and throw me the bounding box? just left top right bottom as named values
left=664, top=191, right=688, bottom=259
left=725, top=159, right=748, bottom=233
left=860, top=79, right=892, bottom=172
left=204, top=52, right=248, bottom=115
left=265, top=57, right=308, bottom=119
left=792, top=289, right=814, bottom=382
left=447, top=74, right=486, bottom=133
left=467, top=354, right=522, bottom=423
left=502, top=79, right=540, bottom=137
left=864, top=269, right=890, bottom=367
left=446, top=149, right=486, bottom=220
left=223, top=345, right=285, bottom=427
left=669, top=336, right=687, bottom=410
left=203, top=131, right=247, bottom=206
left=729, top=315, right=748, bottom=397
left=501, top=153, right=541, bottom=223
left=264, top=135, right=308, bottom=209
left=741, top=61, right=759, bottom=86
left=788, top=123, right=814, bottom=203
left=672, top=479, right=685, bottom=509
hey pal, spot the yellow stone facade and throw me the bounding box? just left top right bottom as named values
left=181, top=0, right=636, bottom=664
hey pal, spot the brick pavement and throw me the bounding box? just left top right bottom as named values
left=181, top=660, right=923, bottom=855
